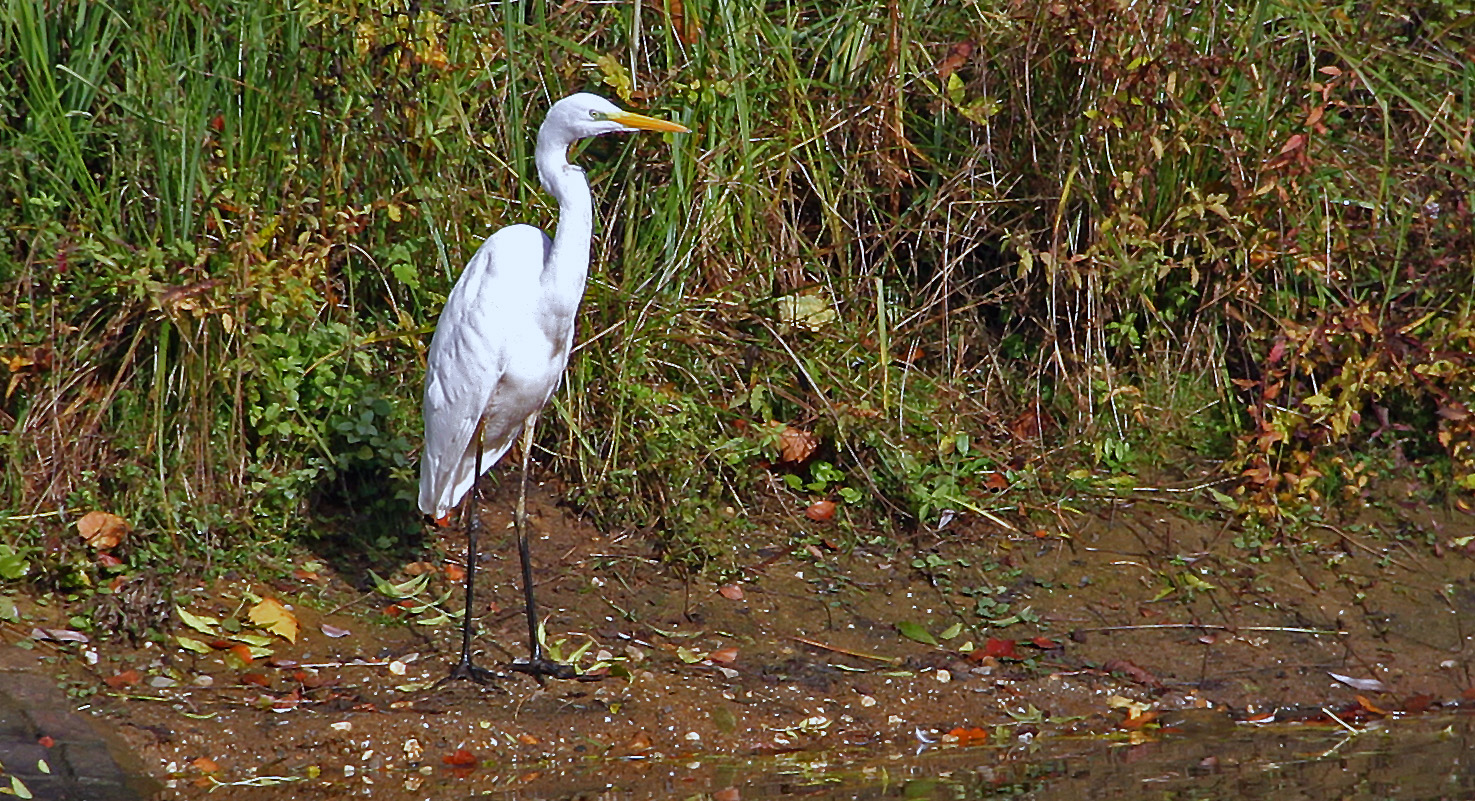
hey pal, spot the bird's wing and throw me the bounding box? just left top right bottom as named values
left=418, top=226, right=552, bottom=518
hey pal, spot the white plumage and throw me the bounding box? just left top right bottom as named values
left=416, top=93, right=688, bottom=682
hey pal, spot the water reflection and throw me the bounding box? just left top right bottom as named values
left=499, top=716, right=1473, bottom=801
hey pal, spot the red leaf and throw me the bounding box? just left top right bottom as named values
left=77, top=511, right=130, bottom=550
left=718, top=583, right=745, bottom=601
left=945, top=726, right=988, bottom=745
left=777, top=426, right=818, bottom=463
left=1355, top=695, right=1388, bottom=716
left=1266, top=339, right=1286, bottom=366
left=805, top=500, right=836, bottom=521
left=38, top=736, right=55, bottom=748
left=1103, top=659, right=1165, bottom=689
left=936, top=41, right=975, bottom=82
left=1402, top=694, right=1434, bottom=714
left=104, top=669, right=142, bottom=689
left=709, top=647, right=739, bottom=665
left=983, top=638, right=1019, bottom=659
left=1118, top=709, right=1159, bottom=730
left=1278, top=133, right=1307, bottom=155
left=442, top=748, right=477, bottom=766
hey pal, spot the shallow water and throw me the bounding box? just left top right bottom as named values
left=495, top=717, right=1474, bottom=801
left=162, top=715, right=1473, bottom=800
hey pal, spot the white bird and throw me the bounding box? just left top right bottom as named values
left=418, top=93, right=689, bottom=683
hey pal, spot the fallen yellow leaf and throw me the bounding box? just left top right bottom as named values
left=248, top=597, right=299, bottom=643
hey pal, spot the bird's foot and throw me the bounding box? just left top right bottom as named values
left=442, top=659, right=505, bottom=686
left=508, top=656, right=597, bottom=684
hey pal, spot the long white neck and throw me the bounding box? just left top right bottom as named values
left=534, top=133, right=593, bottom=320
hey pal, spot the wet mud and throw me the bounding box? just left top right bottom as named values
left=4, top=482, right=1473, bottom=798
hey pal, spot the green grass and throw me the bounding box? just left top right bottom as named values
left=0, top=0, right=1472, bottom=590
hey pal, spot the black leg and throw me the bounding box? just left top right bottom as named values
left=446, top=418, right=500, bottom=684
left=506, top=420, right=578, bottom=684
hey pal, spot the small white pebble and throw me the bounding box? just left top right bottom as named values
left=330, top=721, right=352, bottom=732
left=343, top=765, right=355, bottom=777
left=403, top=739, right=423, bottom=761
left=388, top=660, right=407, bottom=676
left=935, top=670, right=952, bottom=683
left=685, top=731, right=701, bottom=742
left=858, top=695, right=877, bottom=708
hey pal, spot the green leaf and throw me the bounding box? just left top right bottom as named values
left=946, top=72, right=965, bottom=105
left=1181, top=573, right=1216, bottom=592
left=176, top=606, right=220, bottom=635
left=0, top=545, right=30, bottom=580
left=175, top=635, right=212, bottom=654
left=896, top=621, right=938, bottom=646
left=939, top=622, right=963, bottom=640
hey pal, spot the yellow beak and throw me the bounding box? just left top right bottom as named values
left=608, top=110, right=691, bottom=134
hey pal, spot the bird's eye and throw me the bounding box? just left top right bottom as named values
left=588, top=109, right=602, bottom=120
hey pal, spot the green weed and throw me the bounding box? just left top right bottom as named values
left=0, top=0, right=1470, bottom=596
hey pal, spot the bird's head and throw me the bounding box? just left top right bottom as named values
left=539, top=93, right=689, bottom=148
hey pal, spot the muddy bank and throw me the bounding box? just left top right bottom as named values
left=5, top=483, right=1474, bottom=798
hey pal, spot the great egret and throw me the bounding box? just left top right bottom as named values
left=418, top=93, right=689, bottom=682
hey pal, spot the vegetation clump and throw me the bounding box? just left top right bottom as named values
left=1, top=0, right=1471, bottom=593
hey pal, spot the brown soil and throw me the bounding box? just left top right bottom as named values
left=6, top=480, right=1475, bottom=799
